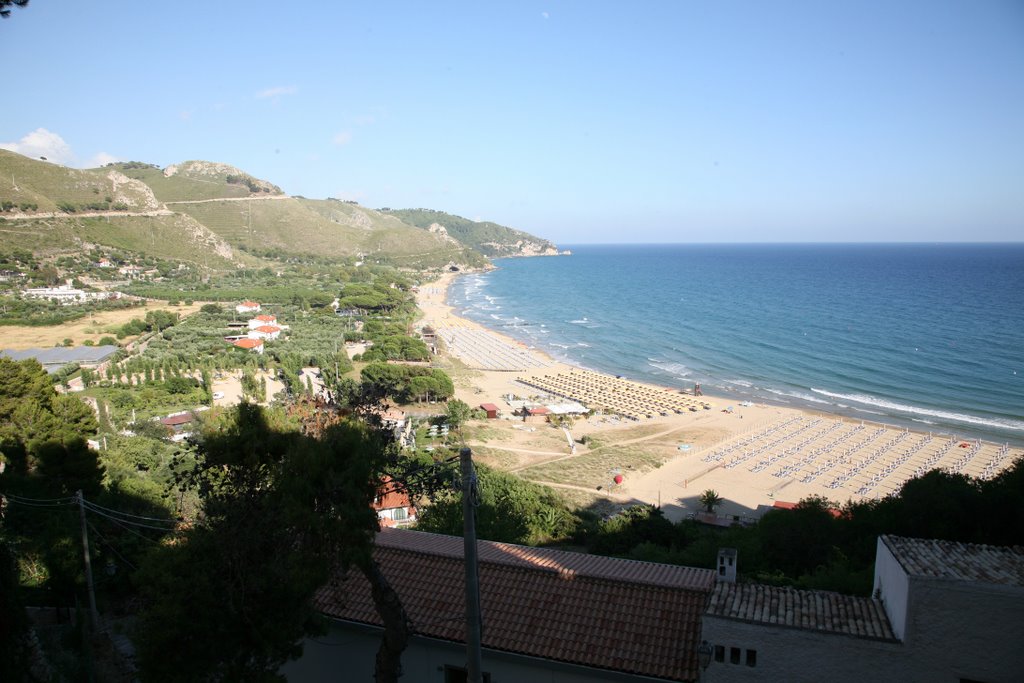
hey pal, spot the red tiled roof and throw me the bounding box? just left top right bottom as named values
left=254, top=314, right=277, bottom=321
left=254, top=325, right=280, bottom=334
left=239, top=301, right=260, bottom=307
left=232, top=338, right=264, bottom=349
left=373, top=477, right=414, bottom=512
left=160, top=413, right=195, bottom=426
left=705, top=582, right=896, bottom=641
left=526, top=406, right=550, bottom=415
left=480, top=403, right=499, bottom=411
left=313, top=528, right=714, bottom=681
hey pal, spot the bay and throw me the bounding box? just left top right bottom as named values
left=448, top=243, right=1024, bottom=445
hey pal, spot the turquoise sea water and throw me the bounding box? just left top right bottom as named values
left=448, top=244, right=1024, bottom=445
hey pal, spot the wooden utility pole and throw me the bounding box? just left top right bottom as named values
left=460, top=447, right=483, bottom=683
left=76, top=490, right=99, bottom=630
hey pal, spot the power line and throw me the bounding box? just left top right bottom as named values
left=2, top=493, right=76, bottom=507
left=86, top=519, right=138, bottom=571
left=84, top=505, right=178, bottom=541
left=80, top=498, right=179, bottom=525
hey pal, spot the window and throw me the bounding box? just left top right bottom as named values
left=393, top=507, right=408, bottom=521
left=746, top=649, right=757, bottom=667
left=444, top=665, right=491, bottom=683
left=714, top=645, right=725, bottom=663
left=730, top=647, right=741, bottom=665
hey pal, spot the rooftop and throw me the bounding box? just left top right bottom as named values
left=232, top=338, right=263, bottom=349
left=1, top=345, right=119, bottom=372
left=314, top=528, right=715, bottom=681
left=705, top=582, right=896, bottom=641
left=882, top=535, right=1024, bottom=586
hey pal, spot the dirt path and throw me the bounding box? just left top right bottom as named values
left=163, top=195, right=291, bottom=205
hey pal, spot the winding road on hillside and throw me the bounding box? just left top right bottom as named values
left=0, top=193, right=292, bottom=221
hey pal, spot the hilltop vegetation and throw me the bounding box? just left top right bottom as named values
left=385, top=207, right=559, bottom=257
left=0, top=150, right=555, bottom=271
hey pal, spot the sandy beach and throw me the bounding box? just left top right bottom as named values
left=416, top=273, right=1022, bottom=522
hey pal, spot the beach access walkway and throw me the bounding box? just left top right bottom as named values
left=698, top=414, right=1022, bottom=500
left=516, top=368, right=713, bottom=421
left=436, top=323, right=554, bottom=371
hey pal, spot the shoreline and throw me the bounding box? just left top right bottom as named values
left=416, top=272, right=1023, bottom=521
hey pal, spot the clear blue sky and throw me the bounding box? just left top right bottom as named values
left=2, top=1, right=1022, bottom=244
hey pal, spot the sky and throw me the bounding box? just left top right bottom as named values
left=1, top=1, right=1022, bottom=244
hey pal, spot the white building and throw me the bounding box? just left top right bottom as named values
left=701, top=535, right=1024, bottom=682
left=235, top=300, right=261, bottom=314
left=247, top=314, right=278, bottom=329
left=247, top=325, right=281, bottom=341
left=23, top=285, right=88, bottom=304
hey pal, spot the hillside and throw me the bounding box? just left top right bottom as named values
left=384, top=208, right=559, bottom=258
left=0, top=150, right=240, bottom=267
left=115, top=160, right=282, bottom=203
left=0, top=150, right=552, bottom=270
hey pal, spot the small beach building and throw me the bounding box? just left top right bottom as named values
left=520, top=405, right=551, bottom=423
left=479, top=403, right=499, bottom=419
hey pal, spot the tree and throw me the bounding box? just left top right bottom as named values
left=135, top=402, right=408, bottom=682
left=0, top=2, right=29, bottom=21
left=417, top=464, right=577, bottom=545
left=445, top=398, right=473, bottom=433
left=699, top=489, right=723, bottom=513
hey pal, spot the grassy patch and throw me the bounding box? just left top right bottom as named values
left=518, top=444, right=671, bottom=489
left=469, top=445, right=520, bottom=470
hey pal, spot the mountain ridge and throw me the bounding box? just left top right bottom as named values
left=0, top=150, right=558, bottom=269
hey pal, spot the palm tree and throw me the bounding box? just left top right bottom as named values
left=699, top=489, right=723, bottom=513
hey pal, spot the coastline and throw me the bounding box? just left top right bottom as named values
left=416, top=272, right=1023, bottom=522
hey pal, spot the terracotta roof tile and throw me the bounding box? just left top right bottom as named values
left=705, top=583, right=896, bottom=641
left=881, top=535, right=1024, bottom=586
left=314, top=528, right=714, bottom=681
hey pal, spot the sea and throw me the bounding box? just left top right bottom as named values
left=447, top=243, right=1024, bottom=446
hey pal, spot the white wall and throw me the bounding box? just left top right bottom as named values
left=701, top=617, right=903, bottom=683
left=872, top=537, right=910, bottom=640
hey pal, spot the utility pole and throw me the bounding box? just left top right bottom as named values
left=461, top=447, right=483, bottom=683
left=76, top=490, right=99, bottom=630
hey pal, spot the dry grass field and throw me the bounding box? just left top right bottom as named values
left=1, top=300, right=206, bottom=349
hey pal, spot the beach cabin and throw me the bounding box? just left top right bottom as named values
left=519, top=405, right=551, bottom=423
left=479, top=403, right=499, bottom=419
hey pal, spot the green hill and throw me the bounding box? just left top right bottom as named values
left=114, top=160, right=281, bottom=203
left=0, top=149, right=162, bottom=213
left=0, top=150, right=551, bottom=270
left=383, top=208, right=558, bottom=258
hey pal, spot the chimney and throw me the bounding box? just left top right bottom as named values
left=717, top=548, right=737, bottom=583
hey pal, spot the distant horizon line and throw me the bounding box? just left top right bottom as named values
left=550, top=241, right=1024, bottom=246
